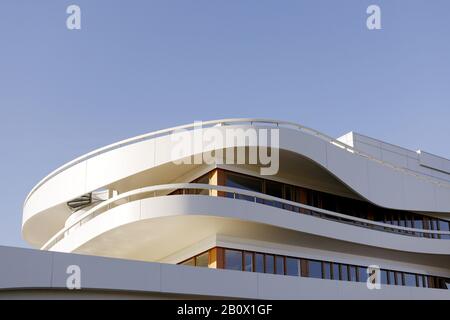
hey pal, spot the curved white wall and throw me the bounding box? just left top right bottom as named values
left=23, top=121, right=450, bottom=247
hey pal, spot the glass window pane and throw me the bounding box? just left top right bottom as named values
left=286, top=258, right=299, bottom=276
left=381, top=270, right=388, bottom=285
left=224, top=249, right=242, bottom=271
left=265, top=255, right=274, bottom=274
left=396, top=272, right=404, bottom=286
left=417, top=275, right=423, bottom=287
left=445, top=279, right=450, bottom=290
left=332, top=263, right=340, bottom=280
left=195, top=252, right=209, bottom=267
left=309, top=260, right=322, bottom=279
left=341, top=265, right=349, bottom=281
left=226, top=173, right=262, bottom=192
left=349, top=266, right=357, bottom=282
left=181, top=258, right=195, bottom=266
left=388, top=271, right=395, bottom=285
left=266, top=181, right=283, bottom=198
left=244, top=252, right=253, bottom=272
left=399, top=214, right=406, bottom=228
left=405, top=215, right=413, bottom=228
left=323, top=262, right=331, bottom=279
left=404, top=273, right=416, bottom=287
left=255, top=253, right=264, bottom=273
left=359, top=267, right=369, bottom=283
left=284, top=186, right=296, bottom=201
left=439, top=220, right=449, bottom=231
left=275, top=256, right=284, bottom=275
left=413, top=216, right=423, bottom=229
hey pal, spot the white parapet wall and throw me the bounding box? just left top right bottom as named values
left=0, top=246, right=449, bottom=300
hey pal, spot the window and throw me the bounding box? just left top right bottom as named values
left=349, top=266, right=358, bottom=282
left=405, top=215, right=413, bottom=229
left=417, top=275, right=424, bottom=287
left=244, top=252, right=253, bottom=272
left=341, top=265, right=349, bottom=281
left=309, top=260, right=322, bottom=279
left=423, top=276, right=429, bottom=288
left=430, top=219, right=439, bottom=239
left=395, top=272, right=404, bottom=286
left=427, top=276, right=435, bottom=288
left=226, top=173, right=262, bottom=192
left=179, top=246, right=450, bottom=291
left=399, top=214, right=406, bottom=228
left=255, top=253, right=264, bottom=273
left=286, top=258, right=300, bottom=276
left=439, top=220, right=450, bottom=240
left=181, top=258, right=195, bottom=266
left=387, top=271, right=395, bottom=285
left=265, top=255, right=274, bottom=274
left=224, top=249, right=242, bottom=271
left=439, top=220, right=449, bottom=231
left=332, top=263, right=340, bottom=280
left=323, top=262, right=331, bottom=279
left=191, top=174, right=210, bottom=195
left=359, top=267, right=369, bottom=283
left=284, top=185, right=296, bottom=202
left=264, top=181, right=283, bottom=207
left=225, top=173, right=262, bottom=201
left=195, top=252, right=209, bottom=267
left=404, top=273, right=416, bottom=287
left=265, top=181, right=283, bottom=198
left=381, top=270, right=388, bottom=285
left=275, top=256, right=284, bottom=275
left=445, top=279, right=450, bottom=290
left=392, top=215, right=399, bottom=226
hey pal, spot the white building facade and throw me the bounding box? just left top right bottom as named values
left=11, top=119, right=450, bottom=299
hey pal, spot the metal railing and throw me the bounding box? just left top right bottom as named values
left=25, top=119, right=450, bottom=206
left=41, top=183, right=450, bottom=251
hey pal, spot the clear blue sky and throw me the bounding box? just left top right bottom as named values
left=1, top=1, right=449, bottom=248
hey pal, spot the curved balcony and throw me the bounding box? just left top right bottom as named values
left=25, top=119, right=450, bottom=206
left=23, top=118, right=450, bottom=248
left=42, top=183, right=450, bottom=251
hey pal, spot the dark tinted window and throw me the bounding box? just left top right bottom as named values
left=396, top=272, right=404, bottom=286
left=286, top=258, right=299, bottom=276
left=445, top=279, right=450, bottom=290
left=226, top=173, right=262, bottom=201
left=417, top=275, right=424, bottom=287
left=388, top=271, right=395, bottom=285
left=275, top=256, right=284, bottom=275
left=265, top=255, right=274, bottom=274
left=341, top=265, right=349, bottom=281
left=284, top=186, right=296, bottom=201
left=332, top=263, right=340, bottom=280
left=309, top=260, right=322, bottom=279
left=226, top=173, right=262, bottom=192
left=323, top=262, right=331, bottom=279
left=255, top=253, right=264, bottom=273
left=266, top=181, right=283, bottom=198
left=349, top=266, right=357, bottom=282
left=381, top=270, right=388, bottom=285
left=404, top=273, right=416, bottom=287
left=359, top=267, right=369, bottom=283
left=244, top=252, right=253, bottom=272
left=224, top=249, right=242, bottom=271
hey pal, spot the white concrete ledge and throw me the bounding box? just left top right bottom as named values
left=0, top=246, right=449, bottom=300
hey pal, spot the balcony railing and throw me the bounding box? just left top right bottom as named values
left=41, top=183, right=450, bottom=251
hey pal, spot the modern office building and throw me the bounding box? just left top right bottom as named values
left=5, top=119, right=450, bottom=299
